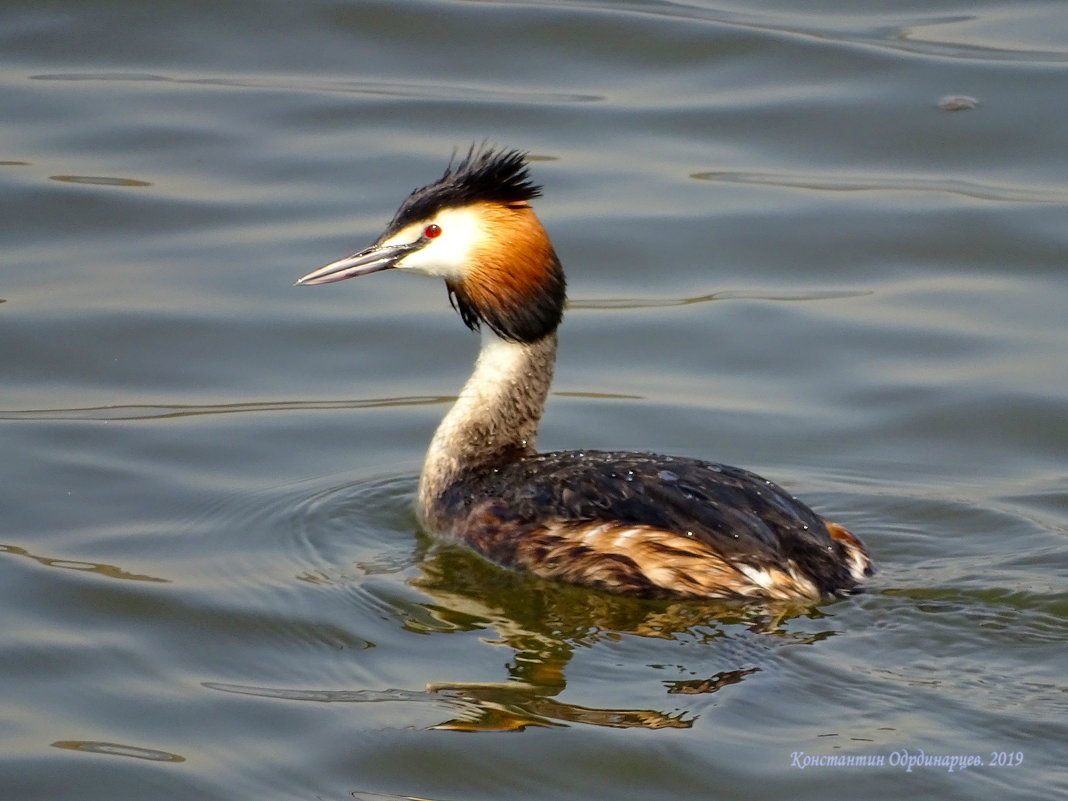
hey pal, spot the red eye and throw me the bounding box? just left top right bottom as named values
left=424, top=224, right=442, bottom=239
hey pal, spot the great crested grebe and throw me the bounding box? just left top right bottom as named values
left=297, top=146, right=872, bottom=601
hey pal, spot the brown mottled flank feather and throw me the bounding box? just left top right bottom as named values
left=433, top=450, right=873, bottom=601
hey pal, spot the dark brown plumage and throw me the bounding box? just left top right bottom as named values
left=434, top=451, right=870, bottom=600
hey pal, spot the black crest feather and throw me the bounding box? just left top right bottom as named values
left=385, top=145, right=542, bottom=234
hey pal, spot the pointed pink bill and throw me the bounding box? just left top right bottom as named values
left=295, top=240, right=422, bottom=286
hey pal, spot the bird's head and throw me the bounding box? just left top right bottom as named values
left=297, top=146, right=566, bottom=343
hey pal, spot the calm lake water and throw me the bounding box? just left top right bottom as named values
left=3, top=2, right=1066, bottom=799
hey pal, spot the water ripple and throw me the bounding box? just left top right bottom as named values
left=693, top=169, right=1068, bottom=204
left=0, top=543, right=169, bottom=583
left=0, top=396, right=447, bottom=422
left=201, top=678, right=698, bottom=731
left=49, top=175, right=152, bottom=188
left=571, top=288, right=870, bottom=311
left=51, top=740, right=185, bottom=763
left=202, top=681, right=432, bottom=704
left=29, top=72, right=601, bottom=104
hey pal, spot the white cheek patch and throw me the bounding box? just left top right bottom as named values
left=393, top=206, right=483, bottom=279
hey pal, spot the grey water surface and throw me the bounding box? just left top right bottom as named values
left=3, top=2, right=1067, bottom=799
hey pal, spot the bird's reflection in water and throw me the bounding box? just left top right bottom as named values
left=408, top=543, right=827, bottom=731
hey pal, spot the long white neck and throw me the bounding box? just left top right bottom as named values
left=417, top=330, right=557, bottom=528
